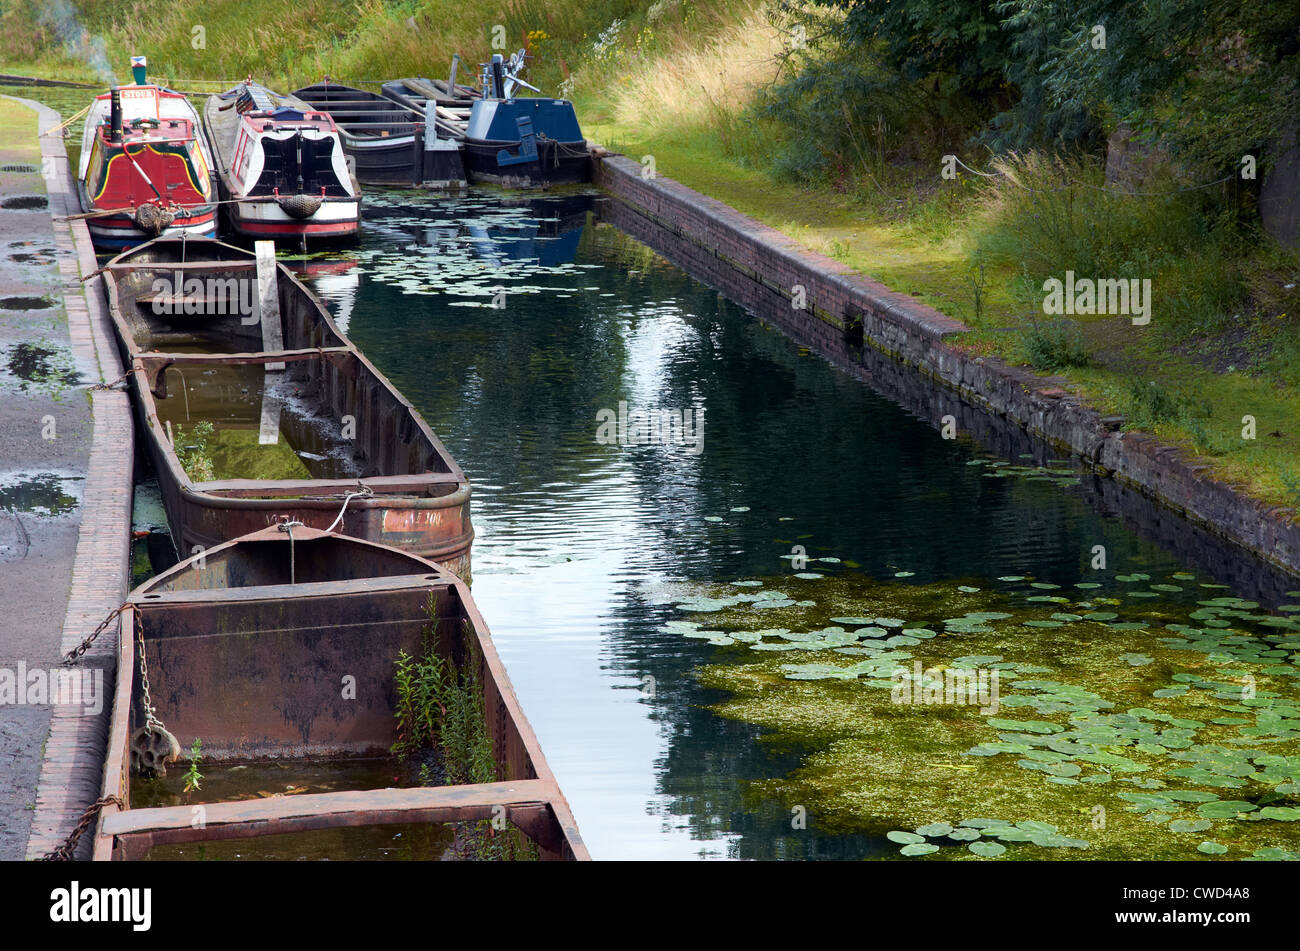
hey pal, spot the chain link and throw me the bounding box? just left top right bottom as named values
left=89, top=372, right=130, bottom=391
left=136, top=609, right=165, bottom=733
left=61, top=603, right=127, bottom=665
left=40, top=795, right=124, bottom=861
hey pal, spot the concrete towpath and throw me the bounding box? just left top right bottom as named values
left=0, top=94, right=133, bottom=861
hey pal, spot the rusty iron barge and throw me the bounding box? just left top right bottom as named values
left=93, top=526, right=587, bottom=861
left=101, top=234, right=473, bottom=576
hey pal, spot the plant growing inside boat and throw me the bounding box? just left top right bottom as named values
left=182, top=738, right=203, bottom=796
left=173, top=421, right=217, bottom=482
left=392, top=600, right=495, bottom=787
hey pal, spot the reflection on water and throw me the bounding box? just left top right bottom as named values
left=296, top=189, right=1299, bottom=861
left=10, top=82, right=1294, bottom=859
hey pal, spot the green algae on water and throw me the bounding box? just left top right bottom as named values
left=664, top=568, right=1300, bottom=860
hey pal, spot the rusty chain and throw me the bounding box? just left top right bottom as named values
left=40, top=795, right=124, bottom=861
left=61, top=603, right=127, bottom=665
left=136, top=609, right=166, bottom=733
left=89, top=372, right=130, bottom=391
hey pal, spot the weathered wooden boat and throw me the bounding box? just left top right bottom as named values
left=461, top=52, right=591, bottom=187
left=291, top=80, right=426, bottom=187
left=101, top=234, right=472, bottom=576
left=76, top=56, right=218, bottom=250
left=202, top=81, right=361, bottom=245
left=378, top=74, right=475, bottom=187
left=93, top=526, right=588, bottom=861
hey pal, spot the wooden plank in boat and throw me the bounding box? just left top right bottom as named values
left=138, top=347, right=353, bottom=366
left=106, top=259, right=258, bottom=271
left=254, top=241, right=285, bottom=363
left=254, top=241, right=286, bottom=443
left=101, top=778, right=559, bottom=834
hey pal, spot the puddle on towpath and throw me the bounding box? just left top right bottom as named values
left=0, top=195, right=47, bottom=210
left=0, top=472, right=82, bottom=517
left=3, top=341, right=80, bottom=392
left=0, top=296, right=54, bottom=310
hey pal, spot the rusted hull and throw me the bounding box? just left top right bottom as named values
left=136, top=397, right=473, bottom=577
left=93, top=527, right=587, bottom=861
left=103, top=236, right=473, bottom=576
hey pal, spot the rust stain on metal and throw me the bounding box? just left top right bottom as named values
left=101, top=235, right=473, bottom=574
left=93, top=526, right=588, bottom=861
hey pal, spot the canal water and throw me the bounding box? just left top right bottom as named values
left=301, top=190, right=1300, bottom=861
left=12, top=85, right=1300, bottom=861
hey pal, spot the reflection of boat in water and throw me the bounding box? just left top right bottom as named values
left=93, top=525, right=588, bottom=861
left=76, top=57, right=218, bottom=250
left=464, top=194, right=592, bottom=267
left=361, top=193, right=593, bottom=269
left=101, top=235, right=472, bottom=576
left=202, top=82, right=361, bottom=246
left=294, top=261, right=359, bottom=334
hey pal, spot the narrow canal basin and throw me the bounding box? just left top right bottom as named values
left=13, top=84, right=1296, bottom=861
left=299, top=189, right=1300, bottom=861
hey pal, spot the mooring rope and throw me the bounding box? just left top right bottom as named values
left=326, top=484, right=373, bottom=533
left=276, top=518, right=306, bottom=583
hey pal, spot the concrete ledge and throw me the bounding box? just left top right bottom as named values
left=17, top=97, right=134, bottom=861
left=593, top=153, right=1300, bottom=577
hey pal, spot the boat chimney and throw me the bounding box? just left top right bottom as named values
left=110, top=87, right=122, bottom=141
left=490, top=53, right=505, bottom=99
left=131, top=54, right=147, bottom=85
left=448, top=53, right=460, bottom=92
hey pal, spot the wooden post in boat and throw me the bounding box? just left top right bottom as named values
left=254, top=240, right=287, bottom=445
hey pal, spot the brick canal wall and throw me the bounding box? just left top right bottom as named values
left=14, top=97, right=135, bottom=860
left=593, top=153, right=1300, bottom=578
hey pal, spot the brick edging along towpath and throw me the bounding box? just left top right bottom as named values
left=10, top=96, right=135, bottom=861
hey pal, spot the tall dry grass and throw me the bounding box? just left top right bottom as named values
left=577, top=1, right=784, bottom=141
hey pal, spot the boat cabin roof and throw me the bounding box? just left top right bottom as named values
left=241, top=107, right=338, bottom=133
left=94, top=115, right=197, bottom=147
left=220, top=83, right=339, bottom=133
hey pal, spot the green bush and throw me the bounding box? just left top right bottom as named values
left=973, top=152, right=1250, bottom=335
left=1020, top=319, right=1090, bottom=371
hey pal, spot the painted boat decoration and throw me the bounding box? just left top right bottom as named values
left=92, top=526, right=587, bottom=861
left=462, top=52, right=591, bottom=187
left=76, top=57, right=218, bottom=250
left=202, top=81, right=361, bottom=245
left=291, top=80, right=428, bottom=187
left=100, top=234, right=473, bottom=576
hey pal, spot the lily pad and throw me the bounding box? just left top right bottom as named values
left=1196, top=801, right=1258, bottom=819
left=968, top=841, right=1006, bottom=857
left=899, top=842, right=940, bottom=856
left=916, top=822, right=954, bottom=837
left=886, top=830, right=926, bottom=845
